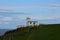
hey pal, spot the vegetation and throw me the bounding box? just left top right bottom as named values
left=0, top=36, right=1, bottom=40
left=1, top=24, right=60, bottom=40
left=0, top=37, right=1, bottom=40
left=12, top=24, right=60, bottom=40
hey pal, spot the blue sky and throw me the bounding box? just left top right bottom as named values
left=0, top=0, right=60, bottom=29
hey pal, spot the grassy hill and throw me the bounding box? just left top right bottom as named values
left=0, top=37, right=1, bottom=40
left=12, top=24, right=60, bottom=40
left=1, top=24, right=60, bottom=40
left=0, top=36, right=1, bottom=40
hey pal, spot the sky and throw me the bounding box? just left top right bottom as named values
left=0, top=0, right=60, bottom=29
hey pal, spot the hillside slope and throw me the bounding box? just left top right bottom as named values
left=12, top=24, right=60, bottom=40
left=2, top=24, right=60, bottom=40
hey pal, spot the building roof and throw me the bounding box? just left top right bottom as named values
left=28, top=21, right=38, bottom=22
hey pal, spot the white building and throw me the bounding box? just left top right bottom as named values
left=26, top=17, right=38, bottom=26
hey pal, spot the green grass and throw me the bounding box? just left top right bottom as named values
left=31, top=25, right=60, bottom=40
left=12, top=27, right=34, bottom=40
left=0, top=37, right=1, bottom=40
left=11, top=24, right=60, bottom=40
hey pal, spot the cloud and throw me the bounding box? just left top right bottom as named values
left=0, top=16, right=13, bottom=21
left=3, top=22, right=10, bottom=25
left=0, top=16, right=13, bottom=25
left=0, top=14, right=60, bottom=25
left=29, top=16, right=60, bottom=20
left=0, top=4, right=60, bottom=10
left=0, top=21, right=10, bottom=25
left=16, top=15, right=60, bottom=20
left=1, top=17, right=13, bottom=21
left=0, top=9, right=11, bottom=12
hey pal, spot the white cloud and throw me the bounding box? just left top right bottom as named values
left=3, top=22, right=10, bottom=25
left=0, top=4, right=60, bottom=10
left=16, top=15, right=60, bottom=20
left=0, top=16, right=13, bottom=25
left=0, top=14, right=60, bottom=25
left=2, top=17, right=13, bottom=21
left=0, top=22, right=2, bottom=24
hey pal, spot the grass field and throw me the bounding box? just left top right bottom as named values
left=12, top=24, right=60, bottom=40
left=0, top=37, right=1, bottom=40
